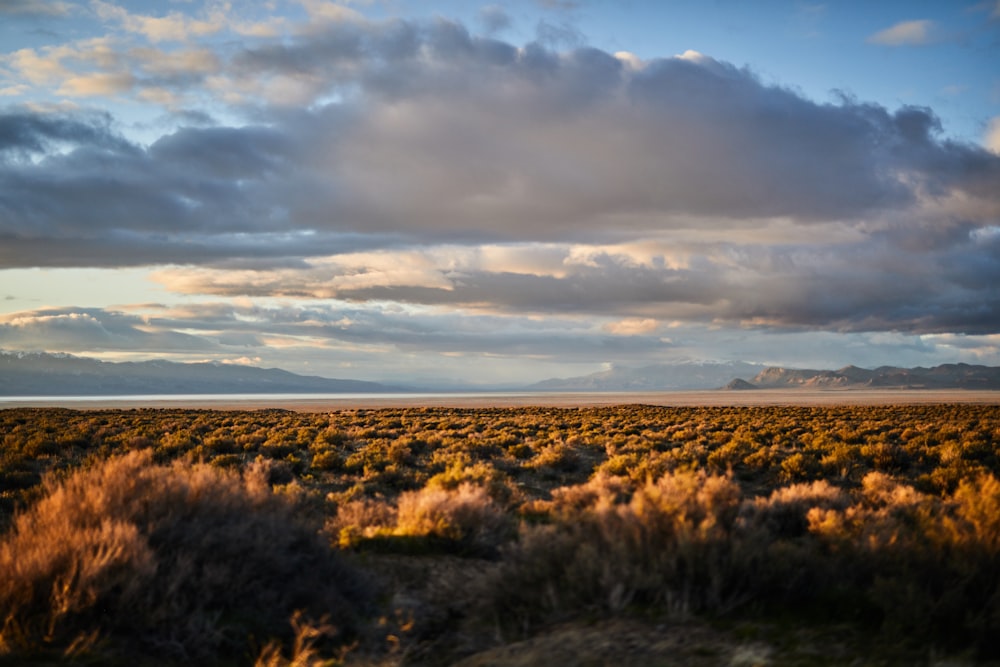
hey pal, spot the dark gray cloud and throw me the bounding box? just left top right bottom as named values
left=1, top=17, right=999, bottom=338
left=0, top=0, right=72, bottom=16
left=4, top=30, right=997, bottom=252
left=0, top=110, right=127, bottom=162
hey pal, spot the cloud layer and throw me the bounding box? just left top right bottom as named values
left=1, top=5, right=999, bottom=375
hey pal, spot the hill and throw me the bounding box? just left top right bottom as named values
left=0, top=351, right=406, bottom=396
left=528, top=361, right=766, bottom=391
left=731, top=363, right=1000, bottom=390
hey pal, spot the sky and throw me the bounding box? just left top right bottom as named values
left=0, top=0, right=999, bottom=387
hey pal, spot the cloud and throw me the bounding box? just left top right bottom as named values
left=0, top=301, right=668, bottom=373
left=604, top=318, right=660, bottom=336
left=479, top=5, right=511, bottom=34
left=986, top=116, right=1000, bottom=154
left=1, top=16, right=999, bottom=342
left=535, top=0, right=581, bottom=9
left=0, top=307, right=216, bottom=352
left=144, top=232, right=1000, bottom=336
left=867, top=19, right=935, bottom=46
left=91, top=1, right=224, bottom=43
left=0, top=0, right=73, bottom=16
left=4, top=302, right=998, bottom=381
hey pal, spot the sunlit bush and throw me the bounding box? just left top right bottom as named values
left=0, top=451, right=371, bottom=661
left=331, top=481, right=513, bottom=556
left=491, top=470, right=751, bottom=627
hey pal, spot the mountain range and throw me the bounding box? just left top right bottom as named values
left=533, top=361, right=1000, bottom=391
left=0, top=351, right=405, bottom=396
left=528, top=361, right=767, bottom=391
left=728, top=364, right=1000, bottom=390
left=3, top=351, right=1000, bottom=396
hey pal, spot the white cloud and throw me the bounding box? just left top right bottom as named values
left=614, top=50, right=644, bottom=70
left=867, top=20, right=935, bottom=46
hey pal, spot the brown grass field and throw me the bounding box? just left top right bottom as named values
left=1, top=394, right=999, bottom=665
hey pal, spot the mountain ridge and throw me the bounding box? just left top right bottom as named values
left=0, top=351, right=408, bottom=396
left=731, top=363, right=1000, bottom=390
left=529, top=361, right=1000, bottom=392
left=528, top=361, right=768, bottom=391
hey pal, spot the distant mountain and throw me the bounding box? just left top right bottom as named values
left=0, top=351, right=407, bottom=396
left=528, top=361, right=767, bottom=391
left=729, top=364, right=1000, bottom=390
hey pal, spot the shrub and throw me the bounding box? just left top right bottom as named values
left=807, top=472, right=1000, bottom=654
left=490, top=470, right=751, bottom=629
left=395, top=482, right=513, bottom=554
left=0, top=451, right=372, bottom=662
left=331, top=482, right=513, bottom=556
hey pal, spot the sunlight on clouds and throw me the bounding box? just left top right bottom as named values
left=867, top=20, right=934, bottom=46
left=675, top=49, right=709, bottom=63
left=133, top=47, right=220, bottom=76
left=2, top=312, right=97, bottom=327
left=218, top=356, right=262, bottom=365
left=603, top=318, right=659, bottom=336
left=8, top=47, right=71, bottom=85
left=296, top=0, right=365, bottom=24
left=0, top=2, right=997, bottom=382
left=920, top=333, right=1000, bottom=361
left=151, top=250, right=457, bottom=298
left=92, top=1, right=223, bottom=42
left=149, top=243, right=699, bottom=301
left=565, top=243, right=691, bottom=271
left=613, top=51, right=644, bottom=70
left=985, top=117, right=1000, bottom=155
left=58, top=72, right=134, bottom=96
left=478, top=244, right=569, bottom=277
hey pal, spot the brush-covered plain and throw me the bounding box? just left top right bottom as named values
left=1, top=405, right=998, bottom=665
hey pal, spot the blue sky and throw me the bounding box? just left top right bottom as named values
left=0, top=0, right=998, bottom=385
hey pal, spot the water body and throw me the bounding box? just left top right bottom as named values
left=2, top=389, right=999, bottom=410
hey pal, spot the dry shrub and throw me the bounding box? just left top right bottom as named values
left=254, top=611, right=340, bottom=667
left=395, top=482, right=512, bottom=552
left=491, top=469, right=750, bottom=628
left=331, top=483, right=513, bottom=556
left=332, top=496, right=399, bottom=546
left=741, top=480, right=849, bottom=539
left=0, top=450, right=372, bottom=661
left=540, top=472, right=631, bottom=519
left=734, top=480, right=851, bottom=605
left=807, top=471, right=1000, bottom=653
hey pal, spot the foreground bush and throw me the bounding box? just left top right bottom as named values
left=491, top=470, right=753, bottom=624
left=489, top=469, right=1000, bottom=657
left=0, top=451, right=371, bottom=662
